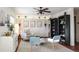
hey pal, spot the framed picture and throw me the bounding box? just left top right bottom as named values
left=30, top=21, right=36, bottom=27
left=37, top=21, right=42, bottom=27
left=24, top=21, right=29, bottom=27
left=0, top=10, right=7, bottom=26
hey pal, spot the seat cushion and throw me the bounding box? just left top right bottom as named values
left=21, top=32, right=27, bottom=39
left=30, top=37, right=40, bottom=46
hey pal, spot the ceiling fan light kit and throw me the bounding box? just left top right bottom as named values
left=33, top=7, right=51, bottom=19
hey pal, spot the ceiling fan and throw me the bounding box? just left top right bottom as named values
left=34, top=7, right=51, bottom=14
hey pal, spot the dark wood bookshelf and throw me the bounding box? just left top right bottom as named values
left=50, top=12, right=70, bottom=45
left=50, top=18, right=59, bottom=38
left=59, top=13, right=70, bottom=45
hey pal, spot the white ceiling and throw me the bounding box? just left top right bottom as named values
left=15, top=7, right=70, bottom=15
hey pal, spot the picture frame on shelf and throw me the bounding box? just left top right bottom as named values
left=24, top=21, right=29, bottom=27
left=30, top=21, right=36, bottom=27
left=37, top=21, right=42, bottom=27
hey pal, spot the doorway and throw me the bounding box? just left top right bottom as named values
left=74, top=16, right=77, bottom=44
left=74, top=8, right=79, bottom=45
left=74, top=16, right=79, bottom=44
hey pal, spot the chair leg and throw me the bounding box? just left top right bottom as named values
left=53, top=40, right=55, bottom=49
left=30, top=46, right=32, bottom=52
left=53, top=43, right=55, bottom=48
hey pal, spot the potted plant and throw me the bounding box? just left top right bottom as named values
left=9, top=24, right=14, bottom=31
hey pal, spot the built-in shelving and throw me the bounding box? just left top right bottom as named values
left=50, top=18, right=59, bottom=38
left=59, top=13, right=70, bottom=45
left=50, top=12, right=70, bottom=45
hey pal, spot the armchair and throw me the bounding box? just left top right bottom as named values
left=21, top=31, right=30, bottom=41
left=48, top=35, right=61, bottom=48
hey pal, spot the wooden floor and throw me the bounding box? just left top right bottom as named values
left=16, top=35, right=79, bottom=52
left=61, top=43, right=79, bottom=52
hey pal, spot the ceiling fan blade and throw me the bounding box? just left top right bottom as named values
left=44, top=11, right=51, bottom=13
left=33, top=8, right=39, bottom=11
left=37, top=13, right=39, bottom=14
left=43, top=8, right=48, bottom=11
left=37, top=12, right=40, bottom=14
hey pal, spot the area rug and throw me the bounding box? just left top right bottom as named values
left=17, top=40, right=73, bottom=52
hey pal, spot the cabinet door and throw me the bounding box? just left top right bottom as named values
left=59, top=15, right=70, bottom=45
left=65, top=15, right=70, bottom=45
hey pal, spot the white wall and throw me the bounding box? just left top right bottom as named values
left=24, top=19, right=50, bottom=37
left=16, top=15, right=50, bottom=37
left=52, top=8, right=75, bottom=46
